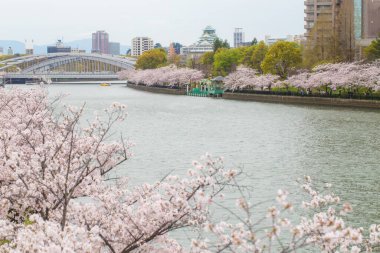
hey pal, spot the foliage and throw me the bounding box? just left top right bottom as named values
left=0, top=55, right=20, bottom=62
left=199, top=52, right=215, bottom=77
left=365, top=37, right=380, bottom=61
left=213, top=38, right=230, bottom=52
left=251, top=38, right=258, bottom=46
left=238, top=45, right=257, bottom=68
left=251, top=41, right=268, bottom=73
left=213, top=48, right=242, bottom=76
left=261, top=41, right=302, bottom=78
left=168, top=54, right=181, bottom=66
left=136, top=48, right=167, bottom=70
left=118, top=65, right=204, bottom=87
left=154, top=43, right=163, bottom=48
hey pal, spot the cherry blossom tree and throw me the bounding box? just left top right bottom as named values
left=223, top=61, right=380, bottom=96
left=118, top=66, right=204, bottom=88
left=0, top=88, right=236, bottom=252
left=285, top=61, right=380, bottom=94
left=223, top=67, right=280, bottom=91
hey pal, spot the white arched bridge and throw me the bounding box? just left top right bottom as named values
left=0, top=53, right=136, bottom=83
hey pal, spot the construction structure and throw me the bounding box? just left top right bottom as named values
left=304, top=0, right=380, bottom=59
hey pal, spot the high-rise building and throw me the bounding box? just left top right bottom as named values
left=0, top=47, right=3, bottom=55
left=355, top=0, right=380, bottom=57
left=131, top=37, right=154, bottom=56
left=109, top=42, right=121, bottom=55
left=304, top=0, right=380, bottom=59
left=168, top=43, right=176, bottom=58
left=234, top=28, right=245, bottom=48
left=92, top=31, right=109, bottom=54
left=362, top=0, right=380, bottom=40
left=7, top=47, right=14, bottom=55
left=25, top=40, right=34, bottom=55
left=172, top=42, right=183, bottom=55
left=304, top=0, right=340, bottom=37
left=47, top=40, right=71, bottom=54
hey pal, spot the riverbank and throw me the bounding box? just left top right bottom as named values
left=223, top=92, right=380, bottom=109
left=127, top=83, right=186, bottom=95
left=127, top=83, right=380, bottom=109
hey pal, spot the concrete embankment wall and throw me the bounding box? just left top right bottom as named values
left=127, top=83, right=186, bottom=95
left=223, top=92, right=380, bottom=109
left=127, top=84, right=380, bottom=109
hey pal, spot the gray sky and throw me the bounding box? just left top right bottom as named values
left=1, top=0, right=305, bottom=46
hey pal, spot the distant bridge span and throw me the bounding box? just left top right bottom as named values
left=0, top=53, right=136, bottom=73
left=4, top=72, right=119, bottom=80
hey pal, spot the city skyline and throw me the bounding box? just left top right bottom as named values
left=0, top=0, right=304, bottom=46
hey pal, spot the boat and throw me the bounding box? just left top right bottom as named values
left=100, top=83, right=111, bottom=87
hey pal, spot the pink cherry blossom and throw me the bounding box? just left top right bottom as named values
left=118, top=65, right=204, bottom=88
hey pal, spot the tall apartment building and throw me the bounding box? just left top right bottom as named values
left=233, top=28, right=245, bottom=48
left=92, top=31, right=109, bottom=54
left=0, top=47, right=3, bottom=55
left=131, top=37, right=154, bottom=56
left=305, top=0, right=380, bottom=40
left=304, top=0, right=340, bottom=37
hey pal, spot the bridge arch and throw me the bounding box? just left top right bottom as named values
left=0, top=53, right=136, bottom=73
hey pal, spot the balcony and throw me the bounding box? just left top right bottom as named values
left=304, top=7, right=315, bottom=13
left=304, top=16, right=315, bottom=22
left=305, top=0, right=314, bottom=5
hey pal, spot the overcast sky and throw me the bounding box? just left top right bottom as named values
left=1, top=0, right=305, bottom=46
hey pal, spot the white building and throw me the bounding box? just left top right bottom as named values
left=131, top=37, right=154, bottom=56
left=234, top=28, right=245, bottom=48
left=181, top=26, right=218, bottom=56
left=265, top=35, right=295, bottom=46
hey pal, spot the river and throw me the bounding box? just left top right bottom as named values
left=30, top=83, right=380, bottom=240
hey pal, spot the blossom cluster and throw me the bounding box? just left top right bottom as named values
left=288, top=61, right=380, bottom=92
left=118, top=65, right=204, bottom=88
left=224, top=61, right=380, bottom=93
left=0, top=89, right=237, bottom=253
left=223, top=66, right=280, bottom=91
left=192, top=177, right=380, bottom=253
